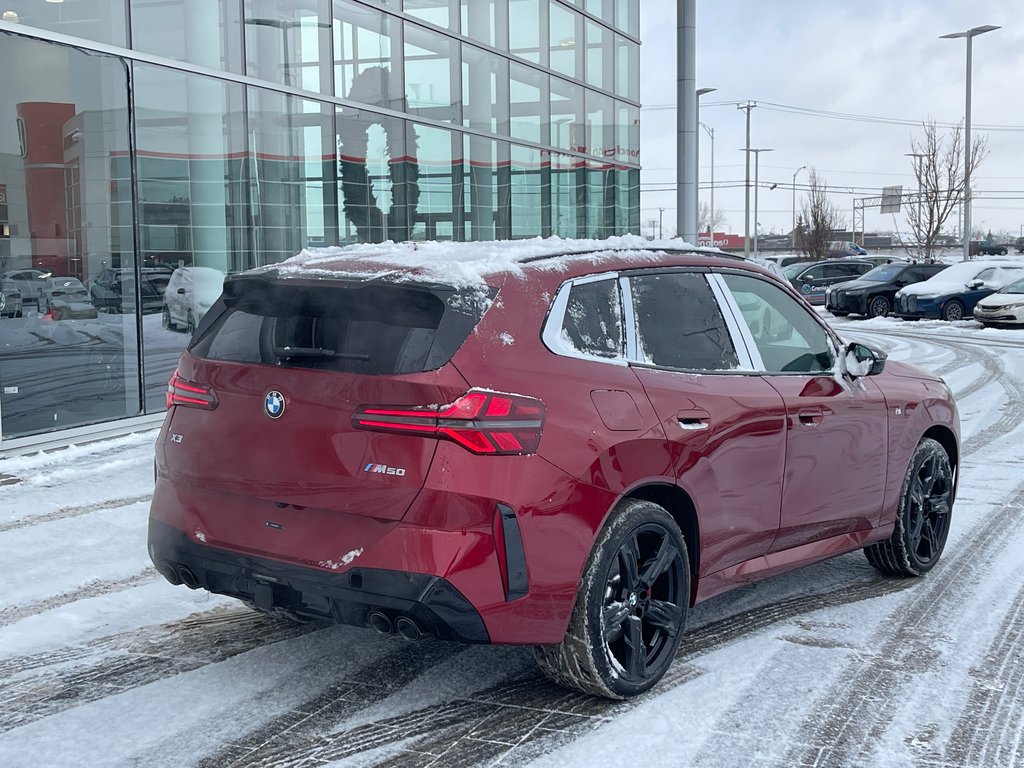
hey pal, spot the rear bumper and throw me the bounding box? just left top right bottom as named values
left=148, top=519, right=490, bottom=643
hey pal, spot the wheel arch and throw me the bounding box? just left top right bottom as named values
left=922, top=424, right=959, bottom=487
left=622, top=483, right=700, bottom=605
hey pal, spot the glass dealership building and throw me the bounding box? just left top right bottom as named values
left=0, top=0, right=640, bottom=452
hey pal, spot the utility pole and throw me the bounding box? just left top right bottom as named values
left=699, top=122, right=715, bottom=245
left=658, top=208, right=665, bottom=239
left=748, top=148, right=773, bottom=255
left=791, top=165, right=806, bottom=251
left=677, top=0, right=698, bottom=244
left=737, top=101, right=756, bottom=257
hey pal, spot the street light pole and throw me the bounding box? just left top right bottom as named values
left=699, top=122, right=715, bottom=245
left=737, top=101, right=756, bottom=257
left=695, top=87, right=716, bottom=244
left=791, top=165, right=806, bottom=251
left=747, top=147, right=773, bottom=255
left=941, top=24, right=999, bottom=261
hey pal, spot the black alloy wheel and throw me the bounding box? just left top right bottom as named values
left=868, top=295, right=891, bottom=318
left=941, top=300, right=965, bottom=321
left=533, top=500, right=690, bottom=698
left=865, top=437, right=953, bottom=577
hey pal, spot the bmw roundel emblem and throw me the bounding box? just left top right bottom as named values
left=265, top=391, right=286, bottom=419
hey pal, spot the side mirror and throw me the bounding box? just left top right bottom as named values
left=844, top=341, right=887, bottom=378
left=967, top=279, right=983, bottom=289
left=177, top=287, right=186, bottom=295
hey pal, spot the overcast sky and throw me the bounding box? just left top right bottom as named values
left=639, top=0, right=1024, bottom=241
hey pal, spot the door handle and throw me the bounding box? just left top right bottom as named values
left=798, top=408, right=824, bottom=426
left=677, top=409, right=711, bottom=431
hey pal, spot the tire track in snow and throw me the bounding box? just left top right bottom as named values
left=939, top=580, right=1024, bottom=768
left=0, top=494, right=151, bottom=533
left=0, top=606, right=319, bottom=733
left=0, top=568, right=160, bottom=628
left=784, top=488, right=1024, bottom=768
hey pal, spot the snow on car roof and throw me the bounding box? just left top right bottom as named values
left=247, top=236, right=728, bottom=289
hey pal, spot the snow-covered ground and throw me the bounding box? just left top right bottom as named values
left=2, top=314, right=1023, bottom=768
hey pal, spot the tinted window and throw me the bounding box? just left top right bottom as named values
left=629, top=272, right=739, bottom=371
left=191, top=278, right=492, bottom=375
left=561, top=279, right=623, bottom=358
left=723, top=273, right=834, bottom=374
left=862, top=264, right=904, bottom=282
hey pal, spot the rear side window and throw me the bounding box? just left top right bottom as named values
left=190, top=278, right=492, bottom=375
left=561, top=279, right=623, bottom=358
left=629, top=272, right=739, bottom=371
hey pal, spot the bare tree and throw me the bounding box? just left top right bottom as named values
left=796, top=168, right=844, bottom=260
left=698, top=201, right=728, bottom=238
left=901, top=120, right=988, bottom=260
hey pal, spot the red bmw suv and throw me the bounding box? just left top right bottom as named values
left=149, top=238, right=959, bottom=699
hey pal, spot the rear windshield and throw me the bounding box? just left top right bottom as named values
left=190, top=276, right=493, bottom=375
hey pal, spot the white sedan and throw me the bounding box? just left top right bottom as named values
left=973, top=276, right=1024, bottom=326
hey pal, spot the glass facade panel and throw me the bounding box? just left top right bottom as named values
left=511, top=144, right=545, bottom=238
left=461, top=136, right=504, bottom=241
left=586, top=0, right=611, bottom=22
left=549, top=1, right=580, bottom=80
left=585, top=19, right=612, bottom=90
left=616, top=101, right=640, bottom=165
left=243, top=0, right=332, bottom=91
left=510, top=63, right=547, bottom=145
left=0, top=0, right=126, bottom=47
left=134, top=64, right=248, bottom=410
left=550, top=77, right=584, bottom=152
left=460, top=0, right=508, bottom=50
left=404, top=23, right=458, bottom=122
left=586, top=89, right=614, bottom=159
left=0, top=33, right=137, bottom=439
left=333, top=1, right=403, bottom=109
left=131, top=0, right=243, bottom=72
left=615, top=34, right=639, bottom=102
left=410, top=124, right=456, bottom=241
left=337, top=106, right=414, bottom=243
left=462, top=43, right=510, bottom=135
left=616, top=0, right=639, bottom=36
left=587, top=159, right=615, bottom=238
left=508, top=0, right=543, bottom=64
left=405, top=0, right=456, bottom=29
left=551, top=152, right=584, bottom=238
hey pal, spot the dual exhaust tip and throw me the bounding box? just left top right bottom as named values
left=159, top=562, right=200, bottom=589
left=368, top=610, right=423, bottom=641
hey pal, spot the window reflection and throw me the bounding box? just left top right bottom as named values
left=551, top=152, right=584, bottom=238
left=0, top=0, right=126, bottom=47
left=411, top=124, right=455, bottom=241
left=243, top=0, right=331, bottom=91
left=0, top=33, right=139, bottom=439
left=509, top=0, right=543, bottom=64
left=511, top=145, right=545, bottom=238
left=549, top=1, right=579, bottom=80
left=333, top=1, right=402, bottom=107
left=462, top=44, right=510, bottom=135
left=404, top=23, right=458, bottom=121
left=460, top=0, right=507, bottom=49
left=132, top=0, right=243, bottom=72
left=510, top=63, right=547, bottom=144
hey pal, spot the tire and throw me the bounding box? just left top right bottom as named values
left=865, top=437, right=953, bottom=577
left=830, top=310, right=850, bottom=317
left=941, top=300, right=965, bottom=321
left=533, top=499, right=690, bottom=699
left=868, top=295, right=890, bottom=318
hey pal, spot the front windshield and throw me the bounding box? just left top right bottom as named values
left=860, top=264, right=903, bottom=282
left=999, top=277, right=1024, bottom=295
left=782, top=263, right=811, bottom=279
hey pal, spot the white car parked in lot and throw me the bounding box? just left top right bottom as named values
left=973, top=276, right=1024, bottom=326
left=161, top=266, right=225, bottom=334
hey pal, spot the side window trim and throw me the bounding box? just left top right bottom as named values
left=708, top=273, right=764, bottom=371
left=619, top=275, right=639, bottom=361
left=541, top=272, right=629, bottom=366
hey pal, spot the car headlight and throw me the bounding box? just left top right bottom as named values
left=999, top=301, right=1024, bottom=310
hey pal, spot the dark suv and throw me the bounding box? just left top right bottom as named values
left=826, top=262, right=948, bottom=318
left=148, top=239, right=960, bottom=699
left=970, top=241, right=1009, bottom=256
left=781, top=259, right=874, bottom=304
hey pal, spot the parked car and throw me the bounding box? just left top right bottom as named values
left=162, top=266, right=225, bottom=333
left=972, top=276, right=1024, bottom=326
left=856, top=253, right=912, bottom=267
left=826, top=262, right=948, bottom=318
left=895, top=260, right=1024, bottom=321
left=970, top=240, right=1009, bottom=256
left=1015, top=236, right=1024, bottom=254
left=1, top=279, right=23, bottom=318
left=3, top=268, right=50, bottom=307
left=40, top=277, right=99, bottom=320
left=149, top=238, right=960, bottom=699
left=781, top=259, right=875, bottom=304
left=91, top=268, right=168, bottom=314
left=827, top=240, right=868, bottom=257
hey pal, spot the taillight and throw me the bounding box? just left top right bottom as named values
left=353, top=389, right=545, bottom=455
left=166, top=368, right=218, bottom=410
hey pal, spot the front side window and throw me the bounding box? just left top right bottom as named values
left=629, top=272, right=738, bottom=371
left=722, top=273, right=834, bottom=374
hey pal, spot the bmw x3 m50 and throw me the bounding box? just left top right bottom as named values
left=148, top=237, right=960, bottom=699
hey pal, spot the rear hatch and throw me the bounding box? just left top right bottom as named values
left=163, top=272, right=494, bottom=521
